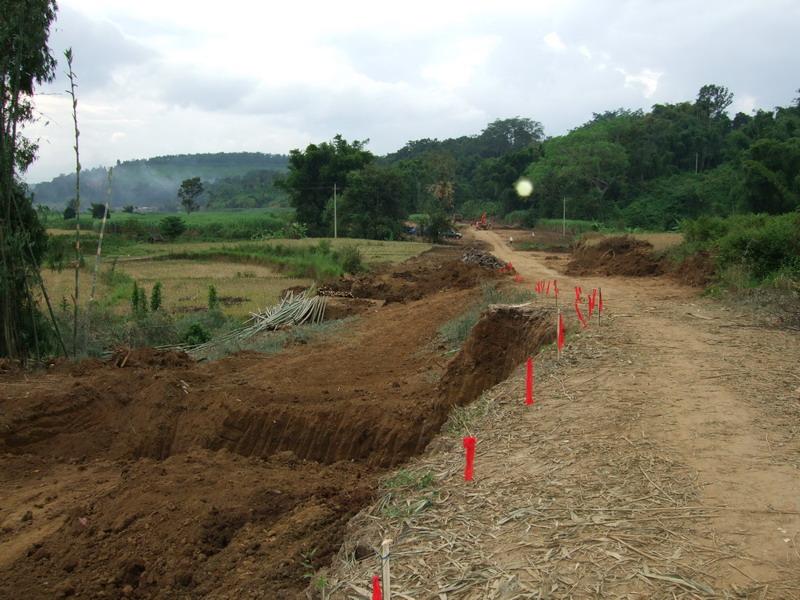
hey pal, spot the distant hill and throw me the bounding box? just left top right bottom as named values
left=31, top=152, right=288, bottom=210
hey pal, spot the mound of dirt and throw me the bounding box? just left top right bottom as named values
left=322, top=297, right=378, bottom=320
left=0, top=449, right=372, bottom=599
left=566, top=236, right=664, bottom=277
left=321, top=247, right=498, bottom=304
left=439, top=304, right=557, bottom=406
left=670, top=251, right=715, bottom=287
left=110, top=347, right=193, bottom=369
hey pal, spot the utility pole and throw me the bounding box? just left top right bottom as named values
left=562, top=196, right=566, bottom=238
left=333, top=182, right=338, bottom=239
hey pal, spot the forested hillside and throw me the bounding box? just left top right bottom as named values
left=527, top=85, right=800, bottom=229
left=280, top=85, right=799, bottom=240
left=31, top=152, right=288, bottom=210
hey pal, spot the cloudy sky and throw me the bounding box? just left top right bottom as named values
left=24, top=0, right=800, bottom=182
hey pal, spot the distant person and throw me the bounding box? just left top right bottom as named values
left=508, top=236, right=514, bottom=246
left=531, top=231, right=536, bottom=238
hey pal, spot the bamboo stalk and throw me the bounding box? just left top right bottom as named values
left=65, top=48, right=81, bottom=357
left=90, top=167, right=112, bottom=302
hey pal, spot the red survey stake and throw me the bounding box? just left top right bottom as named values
left=525, top=357, right=534, bottom=405
left=372, top=574, right=382, bottom=600
left=463, top=436, right=476, bottom=481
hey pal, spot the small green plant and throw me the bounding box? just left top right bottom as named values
left=383, top=469, right=435, bottom=490
left=182, top=322, right=211, bottom=345
left=159, top=215, right=187, bottom=241
left=150, top=281, right=163, bottom=311
left=207, top=284, right=219, bottom=310
left=338, top=245, right=364, bottom=274
left=131, top=282, right=140, bottom=314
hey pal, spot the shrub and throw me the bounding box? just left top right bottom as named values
left=182, top=323, right=211, bottom=345
left=338, top=245, right=363, bottom=274
left=150, top=281, right=163, bottom=311
left=159, top=216, right=187, bottom=241
left=208, top=284, right=219, bottom=310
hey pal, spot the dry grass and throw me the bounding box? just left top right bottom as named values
left=116, top=259, right=312, bottom=319
left=111, top=238, right=432, bottom=265
left=40, top=267, right=106, bottom=307
left=323, top=313, right=799, bottom=599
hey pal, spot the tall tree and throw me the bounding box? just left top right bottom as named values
left=339, top=165, right=407, bottom=240
left=279, top=135, right=373, bottom=235
left=0, top=0, right=59, bottom=359
left=178, top=177, right=203, bottom=213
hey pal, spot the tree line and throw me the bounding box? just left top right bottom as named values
left=280, top=86, right=800, bottom=238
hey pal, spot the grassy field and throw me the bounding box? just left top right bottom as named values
left=41, top=238, right=432, bottom=320
left=101, top=237, right=429, bottom=263
left=44, top=208, right=292, bottom=230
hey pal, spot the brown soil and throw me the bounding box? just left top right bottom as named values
left=320, top=246, right=499, bottom=303
left=439, top=304, right=556, bottom=406
left=566, top=235, right=664, bottom=277
left=0, top=245, right=520, bottom=599
left=670, top=250, right=716, bottom=286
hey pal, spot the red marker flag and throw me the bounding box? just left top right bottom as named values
left=513, top=274, right=524, bottom=283
left=557, top=312, right=565, bottom=352
left=574, top=285, right=582, bottom=302
left=574, top=300, right=588, bottom=328
left=545, top=280, right=551, bottom=296
left=463, top=436, right=476, bottom=481
left=525, top=357, right=534, bottom=405
left=553, top=279, right=559, bottom=298
left=372, top=575, right=382, bottom=600
left=588, top=288, right=597, bottom=316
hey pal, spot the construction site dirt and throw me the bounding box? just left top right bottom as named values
left=0, top=245, right=544, bottom=599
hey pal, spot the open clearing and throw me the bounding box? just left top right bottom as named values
left=3, top=232, right=799, bottom=599
left=40, top=238, right=432, bottom=318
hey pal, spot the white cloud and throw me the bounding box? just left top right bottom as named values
left=617, top=67, right=662, bottom=98
left=19, top=0, right=800, bottom=182
left=732, top=94, right=758, bottom=114
left=421, top=36, right=500, bottom=89
left=543, top=31, right=566, bottom=51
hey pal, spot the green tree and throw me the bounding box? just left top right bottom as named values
left=0, top=0, right=59, bottom=358
left=63, top=200, right=77, bottom=220
left=159, top=215, right=186, bottom=241
left=178, top=177, right=203, bottom=213
left=90, top=202, right=109, bottom=219
left=279, top=135, right=373, bottom=235
left=150, top=281, right=163, bottom=311
left=207, top=284, right=219, bottom=310
left=122, top=205, right=135, bottom=213
left=339, top=165, right=407, bottom=239
left=696, top=84, right=734, bottom=119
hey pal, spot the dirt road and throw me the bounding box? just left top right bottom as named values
left=328, top=229, right=800, bottom=598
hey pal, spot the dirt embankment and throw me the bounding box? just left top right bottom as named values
left=566, top=235, right=664, bottom=277
left=440, top=304, right=556, bottom=406
left=320, top=245, right=499, bottom=303
left=0, top=245, right=549, bottom=600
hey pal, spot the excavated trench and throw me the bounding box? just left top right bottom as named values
left=1, top=305, right=555, bottom=467
left=0, top=274, right=556, bottom=598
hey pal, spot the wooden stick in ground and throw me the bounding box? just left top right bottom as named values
left=90, top=167, right=112, bottom=302
left=66, top=48, right=81, bottom=356
left=598, top=286, right=602, bottom=328
left=380, top=538, right=392, bottom=600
